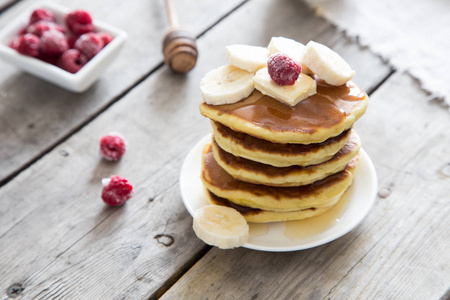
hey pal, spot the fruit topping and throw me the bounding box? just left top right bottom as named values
left=29, top=8, right=55, bottom=25
left=14, top=34, right=40, bottom=57
left=39, top=30, right=69, bottom=57
left=101, top=175, right=133, bottom=206
left=58, top=49, right=88, bottom=73
left=99, top=132, right=127, bottom=161
left=253, top=67, right=316, bottom=106
left=303, top=41, right=355, bottom=86
left=65, top=10, right=94, bottom=35
left=200, top=65, right=254, bottom=105
left=225, top=45, right=269, bottom=73
left=74, top=32, right=104, bottom=59
left=267, top=53, right=301, bottom=86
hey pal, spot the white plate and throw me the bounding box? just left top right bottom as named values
left=180, top=134, right=378, bottom=252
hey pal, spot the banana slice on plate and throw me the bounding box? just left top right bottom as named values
left=200, top=65, right=254, bottom=105
left=226, top=44, right=269, bottom=73
left=304, top=41, right=355, bottom=86
left=193, top=204, right=249, bottom=249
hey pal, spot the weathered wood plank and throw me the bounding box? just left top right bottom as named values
left=0, top=0, right=245, bottom=184
left=161, top=71, right=450, bottom=299
left=0, top=0, right=392, bottom=298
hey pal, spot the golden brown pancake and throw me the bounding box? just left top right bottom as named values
left=205, top=190, right=335, bottom=223
left=212, top=121, right=352, bottom=167
left=201, top=143, right=359, bottom=211
left=212, top=130, right=360, bottom=187
left=200, top=78, right=368, bottom=144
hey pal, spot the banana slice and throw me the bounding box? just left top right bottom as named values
left=253, top=67, right=317, bottom=106
left=226, top=44, right=269, bottom=72
left=267, top=36, right=311, bottom=74
left=200, top=65, right=254, bottom=105
left=193, top=204, right=249, bottom=249
left=303, top=41, right=355, bottom=86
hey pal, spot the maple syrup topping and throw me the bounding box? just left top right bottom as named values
left=202, top=79, right=366, bottom=133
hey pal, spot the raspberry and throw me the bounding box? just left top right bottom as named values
left=58, top=49, right=88, bottom=73
left=29, top=8, right=55, bottom=25
left=39, top=30, right=68, bottom=57
left=67, top=35, right=79, bottom=48
left=14, top=34, right=40, bottom=57
left=26, top=20, right=65, bottom=37
left=98, top=32, right=113, bottom=46
left=8, top=37, right=20, bottom=51
left=99, top=132, right=126, bottom=161
left=66, top=10, right=94, bottom=35
left=101, top=175, right=133, bottom=206
left=74, top=32, right=104, bottom=59
left=267, top=53, right=302, bottom=86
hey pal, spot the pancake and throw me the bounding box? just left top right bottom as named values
left=212, top=130, right=360, bottom=187
left=201, top=143, right=359, bottom=211
left=205, top=190, right=336, bottom=223
left=200, top=78, right=368, bottom=144
left=212, top=121, right=351, bottom=167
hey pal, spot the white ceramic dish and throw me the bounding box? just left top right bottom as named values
left=180, top=134, right=378, bottom=252
left=0, top=1, right=127, bottom=93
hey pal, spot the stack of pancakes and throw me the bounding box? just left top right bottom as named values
left=199, top=77, right=368, bottom=223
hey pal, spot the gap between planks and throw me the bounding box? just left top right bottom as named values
left=0, top=0, right=250, bottom=188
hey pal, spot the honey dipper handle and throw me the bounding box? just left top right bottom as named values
left=162, top=0, right=198, bottom=73
left=165, top=0, right=179, bottom=28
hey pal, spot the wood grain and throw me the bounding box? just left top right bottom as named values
left=0, top=0, right=410, bottom=299
left=0, top=0, right=246, bottom=184
left=161, top=72, right=450, bottom=299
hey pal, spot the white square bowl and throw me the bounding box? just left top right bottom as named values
left=0, top=1, right=127, bottom=93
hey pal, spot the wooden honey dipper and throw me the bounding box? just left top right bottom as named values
left=162, top=0, right=198, bottom=73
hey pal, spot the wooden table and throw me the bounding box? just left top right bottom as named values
left=0, top=0, right=449, bottom=299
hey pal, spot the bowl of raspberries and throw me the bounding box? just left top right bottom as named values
left=0, top=2, right=127, bottom=92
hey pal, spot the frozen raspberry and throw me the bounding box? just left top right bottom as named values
left=39, top=30, right=68, bottom=57
left=67, top=35, right=79, bottom=48
left=267, top=53, right=302, bottom=86
left=101, top=175, right=134, bottom=206
left=38, top=54, right=58, bottom=65
left=13, top=34, right=40, bottom=57
left=99, top=132, right=126, bottom=161
left=29, top=8, right=55, bottom=25
left=58, top=49, right=88, bottom=73
left=26, top=20, right=65, bottom=37
left=74, top=32, right=104, bottom=59
left=66, top=10, right=94, bottom=35
left=8, top=37, right=20, bottom=51
left=98, top=32, right=113, bottom=46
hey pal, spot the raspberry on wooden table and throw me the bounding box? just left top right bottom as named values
left=29, top=8, right=54, bottom=25
left=65, top=10, right=94, bottom=35
left=267, top=53, right=302, bottom=86
left=99, top=132, right=127, bottom=161
left=101, top=175, right=134, bottom=206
